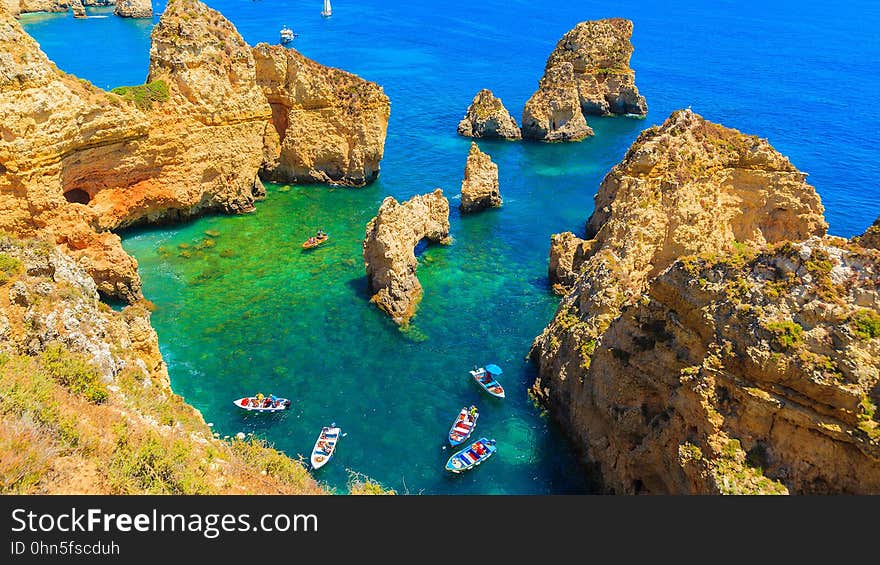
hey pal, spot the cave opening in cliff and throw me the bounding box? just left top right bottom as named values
left=63, top=188, right=91, bottom=205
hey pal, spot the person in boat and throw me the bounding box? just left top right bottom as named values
left=316, top=229, right=326, bottom=239
left=468, top=406, right=477, bottom=418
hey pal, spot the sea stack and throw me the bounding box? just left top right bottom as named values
left=526, top=110, right=880, bottom=494
left=543, top=18, right=647, bottom=116
left=363, top=190, right=451, bottom=325
left=460, top=143, right=501, bottom=213
left=253, top=43, right=390, bottom=186
left=114, top=0, right=151, bottom=18
left=70, top=0, right=86, bottom=17
left=457, top=89, right=521, bottom=140
left=521, top=62, right=593, bottom=141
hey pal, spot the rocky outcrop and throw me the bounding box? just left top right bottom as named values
left=253, top=43, right=390, bottom=186
left=527, top=110, right=878, bottom=494
left=114, top=0, right=151, bottom=18
left=0, top=0, right=271, bottom=300
left=363, top=190, right=450, bottom=325
left=856, top=216, right=880, bottom=251
left=457, top=89, right=521, bottom=140
left=543, top=18, right=647, bottom=116
left=16, top=0, right=70, bottom=14
left=548, top=231, right=593, bottom=293
left=460, top=142, right=501, bottom=213
left=70, top=0, right=85, bottom=17
left=521, top=62, right=593, bottom=142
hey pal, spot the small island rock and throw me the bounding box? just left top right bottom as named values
left=460, top=142, right=501, bottom=213
left=521, top=62, right=593, bottom=141
left=457, top=89, right=521, bottom=140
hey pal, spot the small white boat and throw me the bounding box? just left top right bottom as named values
left=321, top=0, right=332, bottom=17
left=310, top=425, right=341, bottom=469
left=470, top=364, right=505, bottom=398
left=280, top=26, right=297, bottom=44
left=233, top=394, right=291, bottom=413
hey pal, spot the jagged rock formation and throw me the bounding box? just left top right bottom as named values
left=521, top=62, right=593, bottom=142
left=527, top=110, right=879, bottom=494
left=0, top=0, right=271, bottom=301
left=457, top=89, right=521, bottom=140
left=70, top=0, right=85, bottom=17
left=543, top=18, right=647, bottom=116
left=856, top=217, right=880, bottom=251
left=253, top=43, right=390, bottom=186
left=363, top=190, right=450, bottom=325
left=460, top=143, right=501, bottom=213
left=548, top=231, right=594, bottom=293
left=114, top=0, right=151, bottom=18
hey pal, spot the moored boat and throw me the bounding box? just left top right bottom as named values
left=448, top=405, right=479, bottom=446
left=445, top=437, right=496, bottom=473
left=470, top=364, right=505, bottom=398
left=233, top=394, right=291, bottom=412
left=302, top=230, right=329, bottom=249
left=310, top=424, right=341, bottom=469
left=280, top=26, right=297, bottom=44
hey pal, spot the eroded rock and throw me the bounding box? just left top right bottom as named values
left=460, top=143, right=501, bottom=214
left=363, top=190, right=450, bottom=325
left=253, top=43, right=390, bottom=186
left=114, top=0, right=151, bottom=18
left=457, top=89, right=521, bottom=140
left=521, top=62, right=593, bottom=142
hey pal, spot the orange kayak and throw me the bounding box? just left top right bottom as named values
left=302, top=235, right=328, bottom=249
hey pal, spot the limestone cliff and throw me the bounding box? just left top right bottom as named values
left=460, top=142, right=501, bottom=213
left=16, top=0, right=70, bottom=14
left=856, top=216, right=880, bottom=251
left=363, top=190, right=450, bottom=325
left=543, top=18, right=647, bottom=116
left=0, top=0, right=271, bottom=301
left=457, top=89, right=521, bottom=140
left=253, top=43, right=390, bottom=186
left=114, top=0, right=151, bottom=18
left=527, top=110, right=879, bottom=494
left=521, top=62, right=593, bottom=142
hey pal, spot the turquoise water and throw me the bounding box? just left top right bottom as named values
left=22, top=1, right=880, bottom=493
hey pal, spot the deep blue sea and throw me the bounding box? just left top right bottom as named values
left=21, top=0, right=880, bottom=494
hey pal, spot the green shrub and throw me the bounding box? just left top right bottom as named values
left=766, top=320, right=803, bottom=350
left=0, top=253, right=21, bottom=285
left=109, top=424, right=208, bottom=494
left=851, top=309, right=880, bottom=341
left=110, top=80, right=170, bottom=110
left=40, top=343, right=108, bottom=404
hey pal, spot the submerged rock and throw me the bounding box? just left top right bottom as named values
left=543, top=18, right=647, bottom=116
left=526, top=109, right=877, bottom=494
left=460, top=142, right=501, bottom=214
left=253, top=43, right=390, bottom=187
left=521, top=62, right=593, bottom=142
left=114, top=0, right=151, bottom=18
left=457, top=89, right=521, bottom=140
left=363, top=190, right=450, bottom=325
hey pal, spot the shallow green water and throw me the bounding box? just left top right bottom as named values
left=120, top=121, right=643, bottom=494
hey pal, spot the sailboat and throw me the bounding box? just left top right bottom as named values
left=321, top=0, right=332, bottom=17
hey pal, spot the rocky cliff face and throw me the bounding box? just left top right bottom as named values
left=522, top=62, right=593, bottom=142
left=527, top=110, right=878, bottom=494
left=363, top=190, right=450, bottom=325
left=856, top=216, right=880, bottom=251
left=0, top=0, right=271, bottom=301
left=457, top=89, right=521, bottom=140
left=543, top=18, right=647, bottom=117
left=16, top=0, right=70, bottom=14
left=253, top=43, right=390, bottom=186
left=114, top=0, right=151, bottom=18
left=460, top=142, right=501, bottom=213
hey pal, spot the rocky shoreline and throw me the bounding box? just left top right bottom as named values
left=529, top=109, right=880, bottom=493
